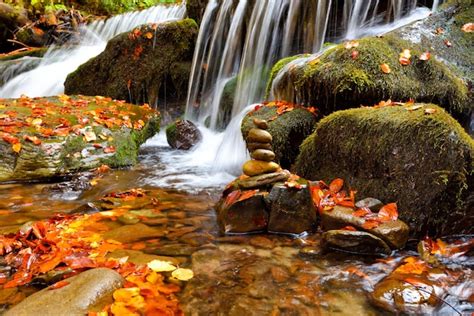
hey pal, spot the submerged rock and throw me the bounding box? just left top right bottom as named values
left=216, top=192, right=269, bottom=234
left=266, top=184, right=316, bottom=235
left=103, top=223, right=164, bottom=244
left=65, top=19, right=198, bottom=111
left=5, top=268, right=124, bottom=316
left=0, top=95, right=160, bottom=182
left=166, top=119, right=202, bottom=150
left=241, top=104, right=317, bottom=169
left=296, top=104, right=474, bottom=238
left=322, top=230, right=391, bottom=256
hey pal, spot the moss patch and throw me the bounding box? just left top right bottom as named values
left=269, top=36, right=470, bottom=120
left=265, top=54, right=310, bottom=99
left=65, top=19, right=198, bottom=112
left=242, top=103, right=318, bottom=169
left=294, top=104, right=474, bottom=237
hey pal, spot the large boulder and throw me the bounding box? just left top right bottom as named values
left=295, top=104, right=474, bottom=237
left=5, top=268, right=124, bottom=316
left=268, top=35, right=471, bottom=124
left=65, top=19, right=198, bottom=114
left=241, top=102, right=317, bottom=169
left=0, top=95, right=160, bottom=182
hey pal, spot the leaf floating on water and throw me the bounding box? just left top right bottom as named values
left=461, top=22, right=474, bottom=32
left=380, top=63, right=391, bottom=74
left=171, top=268, right=194, bottom=281
left=147, top=260, right=177, bottom=272
left=419, top=52, right=431, bottom=61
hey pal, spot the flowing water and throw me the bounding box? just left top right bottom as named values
left=0, top=4, right=186, bottom=99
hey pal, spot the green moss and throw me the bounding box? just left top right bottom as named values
left=165, top=121, right=177, bottom=146
left=295, top=104, right=474, bottom=237
left=270, top=36, right=470, bottom=119
left=265, top=54, right=311, bottom=98
left=242, top=105, right=317, bottom=169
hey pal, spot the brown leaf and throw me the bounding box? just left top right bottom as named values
left=380, top=63, right=391, bottom=74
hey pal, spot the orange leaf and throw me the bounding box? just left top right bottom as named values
left=461, top=22, right=474, bottom=33
left=351, top=50, right=359, bottom=60
left=378, top=203, right=398, bottom=222
left=238, top=190, right=258, bottom=202
left=329, top=178, right=344, bottom=194
left=104, top=146, right=116, bottom=154
left=362, top=219, right=380, bottom=229
left=419, top=52, right=431, bottom=61
left=224, top=190, right=241, bottom=207
left=380, top=63, right=391, bottom=74
left=352, top=208, right=372, bottom=218
left=12, top=143, right=21, bottom=153
left=49, top=280, right=70, bottom=290
left=341, top=226, right=357, bottom=231
left=424, top=108, right=437, bottom=115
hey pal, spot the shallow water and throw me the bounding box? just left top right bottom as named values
left=0, top=140, right=472, bottom=315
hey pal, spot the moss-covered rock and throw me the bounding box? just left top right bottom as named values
left=241, top=103, right=317, bottom=169
left=294, top=104, right=474, bottom=237
left=165, top=119, right=201, bottom=150
left=269, top=36, right=471, bottom=122
left=65, top=19, right=198, bottom=113
left=186, top=0, right=207, bottom=25
left=0, top=95, right=160, bottom=182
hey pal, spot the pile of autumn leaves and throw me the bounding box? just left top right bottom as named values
left=0, top=190, right=192, bottom=315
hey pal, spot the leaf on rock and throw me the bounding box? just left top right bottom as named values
left=362, top=219, right=380, bottom=229
left=49, top=280, right=69, bottom=290
left=147, top=260, right=176, bottom=272
left=378, top=203, right=398, bottom=222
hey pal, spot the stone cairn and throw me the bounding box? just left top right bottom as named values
left=239, top=118, right=290, bottom=189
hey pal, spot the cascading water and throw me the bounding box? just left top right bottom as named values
left=0, top=4, right=186, bottom=98
left=185, top=0, right=437, bottom=130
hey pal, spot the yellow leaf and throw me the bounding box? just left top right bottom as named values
left=171, top=268, right=194, bottom=281
left=12, top=143, right=21, bottom=153
left=32, top=118, right=43, bottom=126
left=147, top=259, right=176, bottom=272
left=113, top=287, right=140, bottom=302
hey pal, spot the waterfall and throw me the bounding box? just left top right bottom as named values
left=185, top=0, right=436, bottom=129
left=0, top=4, right=186, bottom=98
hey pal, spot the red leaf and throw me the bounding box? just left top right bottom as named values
left=341, top=226, right=357, bottom=231
left=329, top=178, right=344, bottom=194
left=224, top=190, right=240, bottom=208
left=378, top=203, right=398, bottom=222
left=352, top=208, right=372, bottom=218
left=104, top=146, right=116, bottom=154
left=362, top=219, right=380, bottom=229
left=238, top=190, right=258, bottom=202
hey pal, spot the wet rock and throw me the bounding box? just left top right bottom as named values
left=146, top=244, right=197, bottom=257
left=371, top=276, right=440, bottom=314
left=238, top=171, right=290, bottom=190
left=166, top=119, right=202, bottom=150
left=320, top=206, right=409, bottom=249
left=270, top=266, right=290, bottom=283
left=296, top=104, right=473, bottom=237
left=70, top=202, right=101, bottom=215
left=355, top=198, right=383, bottom=212
left=251, top=149, right=275, bottom=162
left=249, top=236, right=274, bottom=249
left=5, top=268, right=124, bottom=316
left=117, top=213, right=140, bottom=225
left=103, top=223, right=164, bottom=243
left=253, top=118, right=269, bottom=130
left=246, top=128, right=273, bottom=143
left=266, top=184, right=316, bottom=235
left=247, top=142, right=273, bottom=151
left=321, top=230, right=391, bottom=256
left=217, top=193, right=269, bottom=234
left=242, top=160, right=280, bottom=177
left=65, top=20, right=198, bottom=110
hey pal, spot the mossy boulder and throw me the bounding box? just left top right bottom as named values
left=0, top=95, right=160, bottom=182
left=269, top=36, right=471, bottom=123
left=294, top=104, right=474, bottom=237
left=65, top=19, right=198, bottom=113
left=165, top=119, right=202, bottom=150
left=186, top=0, right=208, bottom=25
left=241, top=103, right=317, bottom=169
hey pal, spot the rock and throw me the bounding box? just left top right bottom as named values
left=296, top=104, right=474, bottom=238
left=242, top=160, right=280, bottom=177
left=0, top=96, right=160, bottom=182
left=247, top=142, right=273, bottom=151
left=246, top=128, right=272, bottom=143
left=269, top=35, right=470, bottom=121
left=103, top=223, right=164, bottom=244
left=145, top=244, right=197, bottom=257
left=266, top=184, right=316, bottom=235
left=186, top=0, right=208, bottom=25
left=216, top=192, right=269, bottom=234
left=371, top=276, right=439, bottom=314
left=0, top=3, right=29, bottom=53
left=321, top=230, right=391, bottom=256
left=166, top=119, right=202, bottom=150
left=65, top=20, right=198, bottom=110
left=253, top=118, right=269, bottom=130
left=250, top=149, right=275, bottom=162
left=238, top=171, right=290, bottom=190
left=355, top=198, right=384, bottom=212
left=5, top=268, right=124, bottom=316
left=320, top=206, right=409, bottom=249
left=241, top=104, right=317, bottom=169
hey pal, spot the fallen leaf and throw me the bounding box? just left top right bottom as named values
left=84, top=130, right=97, bottom=142
left=399, top=49, right=411, bottom=66
left=380, top=63, right=391, bottom=74
left=419, top=52, right=431, bottom=61
left=147, top=260, right=176, bottom=272
left=329, top=178, right=344, bottom=194
left=49, top=280, right=69, bottom=290
left=344, top=40, right=359, bottom=49
left=406, top=104, right=424, bottom=111
left=362, top=219, right=380, bottom=229
left=104, top=146, right=116, bottom=154
left=171, top=268, right=194, bottom=281
left=461, top=22, right=474, bottom=32
left=444, top=40, right=452, bottom=47
left=12, top=143, right=21, bottom=153
left=144, top=32, right=153, bottom=39
left=31, top=118, right=43, bottom=126
left=341, top=226, right=357, bottom=231
left=378, top=203, right=398, bottom=222
left=351, top=50, right=359, bottom=60
left=424, top=108, right=437, bottom=115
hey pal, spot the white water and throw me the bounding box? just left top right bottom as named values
left=0, top=4, right=186, bottom=98
left=185, top=0, right=437, bottom=130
